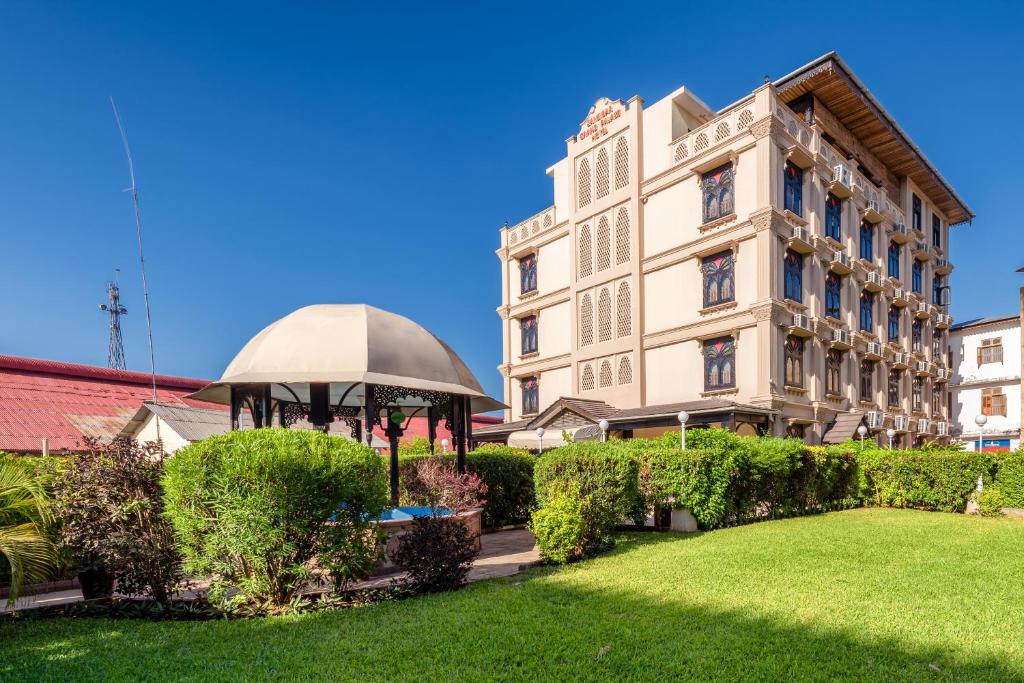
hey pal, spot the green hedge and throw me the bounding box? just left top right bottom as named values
left=994, top=452, right=1024, bottom=508
left=856, top=449, right=995, bottom=513
left=399, top=446, right=535, bottom=529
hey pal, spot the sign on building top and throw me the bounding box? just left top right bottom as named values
left=578, top=97, right=625, bottom=144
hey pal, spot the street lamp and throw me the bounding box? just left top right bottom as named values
left=598, top=419, right=609, bottom=443
left=857, top=425, right=868, bottom=448
left=975, top=414, right=988, bottom=453
left=885, top=428, right=895, bottom=450
left=678, top=410, right=689, bottom=449
left=440, top=438, right=449, bottom=454
left=536, top=427, right=545, bottom=454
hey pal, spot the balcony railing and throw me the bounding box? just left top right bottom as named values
left=506, top=206, right=557, bottom=247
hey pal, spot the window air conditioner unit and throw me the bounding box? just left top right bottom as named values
left=917, top=418, right=931, bottom=434
left=867, top=199, right=881, bottom=214
left=867, top=342, right=883, bottom=357
left=792, top=313, right=811, bottom=330
left=832, top=250, right=850, bottom=268
left=866, top=410, right=884, bottom=429
left=893, top=352, right=910, bottom=366
left=893, top=288, right=907, bottom=301
left=937, top=422, right=949, bottom=437
left=832, top=328, right=850, bottom=346
left=915, top=361, right=930, bottom=374
left=791, top=226, right=810, bottom=243
left=867, top=271, right=883, bottom=287
left=833, top=164, right=852, bottom=188
left=894, top=415, right=910, bottom=431
left=893, top=223, right=907, bottom=236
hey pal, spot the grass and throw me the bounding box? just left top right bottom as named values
left=2, top=508, right=1023, bottom=681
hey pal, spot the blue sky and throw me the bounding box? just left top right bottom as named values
left=1, top=1, right=1021, bottom=402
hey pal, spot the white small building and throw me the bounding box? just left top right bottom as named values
left=949, top=315, right=1021, bottom=451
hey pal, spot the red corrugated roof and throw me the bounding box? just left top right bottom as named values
left=0, top=355, right=218, bottom=453
left=0, top=354, right=501, bottom=453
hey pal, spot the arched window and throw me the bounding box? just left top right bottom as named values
left=578, top=225, right=592, bottom=279
left=826, top=349, right=843, bottom=396
left=932, top=215, right=942, bottom=248
left=912, top=318, right=923, bottom=353
left=859, top=360, right=875, bottom=402
left=887, top=306, right=900, bottom=342
left=519, top=253, right=537, bottom=294
left=888, top=240, right=901, bottom=279
left=597, top=287, right=612, bottom=342
left=860, top=290, right=875, bottom=332
left=596, top=215, right=611, bottom=271
left=702, top=250, right=734, bottom=307
left=616, top=282, right=631, bottom=338
left=912, top=376, right=923, bottom=412
left=614, top=206, right=630, bottom=265
left=784, top=335, right=804, bottom=388
left=520, top=315, right=538, bottom=354
left=932, top=383, right=943, bottom=414
left=701, top=163, right=734, bottom=224
left=578, top=157, right=592, bottom=208
left=599, top=360, right=613, bottom=388
left=703, top=337, right=735, bottom=391
left=783, top=162, right=803, bottom=216
left=784, top=249, right=803, bottom=303
left=580, top=364, right=595, bottom=391
left=888, top=370, right=902, bottom=408
left=580, top=293, right=594, bottom=346
left=912, top=260, right=923, bottom=293
left=613, top=137, right=629, bottom=190
left=912, top=193, right=922, bottom=231
left=860, top=221, right=874, bottom=261
left=824, top=193, right=842, bottom=241
left=521, top=376, right=539, bottom=415
left=617, top=356, right=632, bottom=385
left=825, top=272, right=842, bottom=320
left=595, top=147, right=610, bottom=199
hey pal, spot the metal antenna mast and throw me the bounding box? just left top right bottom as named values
left=109, top=97, right=159, bottom=407
left=99, top=269, right=128, bottom=370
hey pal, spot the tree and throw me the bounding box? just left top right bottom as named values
left=0, top=458, right=57, bottom=605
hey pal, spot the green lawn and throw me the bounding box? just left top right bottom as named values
left=3, top=508, right=1023, bottom=682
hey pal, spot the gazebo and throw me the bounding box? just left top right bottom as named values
left=188, top=304, right=505, bottom=504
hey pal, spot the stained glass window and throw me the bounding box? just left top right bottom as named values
left=860, top=290, right=875, bottom=332
left=860, top=221, right=874, bottom=261
left=825, top=193, right=842, bottom=241
left=519, top=254, right=537, bottom=294
left=825, top=272, right=842, bottom=320
left=912, top=260, right=922, bottom=293
left=860, top=360, right=875, bottom=402
left=702, top=250, right=734, bottom=307
left=521, top=376, right=539, bottom=415
left=912, top=194, right=922, bottom=231
left=703, top=336, right=735, bottom=390
left=701, top=163, right=734, bottom=224
left=888, top=306, right=900, bottom=342
left=888, top=370, right=901, bottom=408
left=784, top=162, right=803, bottom=216
left=784, top=335, right=804, bottom=387
left=520, top=315, right=538, bottom=354
left=932, top=214, right=941, bottom=248
left=783, top=249, right=803, bottom=303
left=888, top=240, right=901, bottom=279
left=826, top=349, right=843, bottom=396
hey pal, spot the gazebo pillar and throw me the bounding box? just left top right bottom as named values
left=426, top=406, right=437, bottom=455
left=229, top=385, right=240, bottom=430
left=386, top=419, right=401, bottom=505
left=309, top=383, right=330, bottom=432
left=455, top=395, right=467, bottom=474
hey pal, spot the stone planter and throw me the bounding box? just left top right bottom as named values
left=374, top=507, right=483, bottom=575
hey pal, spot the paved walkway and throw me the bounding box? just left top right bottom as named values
left=2, top=529, right=541, bottom=613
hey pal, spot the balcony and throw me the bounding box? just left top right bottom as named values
left=935, top=367, right=951, bottom=383
left=788, top=313, right=814, bottom=338
left=864, top=271, right=884, bottom=292
left=935, top=312, right=952, bottom=329
left=934, top=257, right=953, bottom=274
left=830, top=165, right=853, bottom=198
left=914, top=302, right=932, bottom=319
left=888, top=222, right=910, bottom=244
left=914, top=361, right=933, bottom=377
left=506, top=206, right=556, bottom=248
left=862, top=197, right=884, bottom=224
left=864, top=341, right=884, bottom=361
left=884, top=197, right=906, bottom=227
left=892, top=352, right=911, bottom=369
left=892, top=288, right=909, bottom=307
left=788, top=226, right=814, bottom=254
left=829, top=249, right=852, bottom=275
left=912, top=240, right=931, bottom=261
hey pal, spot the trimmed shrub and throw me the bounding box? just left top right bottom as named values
left=856, top=449, right=994, bottom=512
left=529, top=484, right=587, bottom=564
left=534, top=442, right=641, bottom=553
left=163, top=429, right=388, bottom=608
left=52, top=438, right=181, bottom=604
left=977, top=487, right=1007, bottom=517
left=994, top=452, right=1024, bottom=508
left=399, top=446, right=535, bottom=528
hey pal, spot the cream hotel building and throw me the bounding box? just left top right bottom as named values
left=475, top=53, right=972, bottom=448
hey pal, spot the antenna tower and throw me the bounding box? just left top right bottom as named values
left=99, top=270, right=128, bottom=369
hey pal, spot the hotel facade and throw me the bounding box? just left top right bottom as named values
left=478, top=54, right=972, bottom=447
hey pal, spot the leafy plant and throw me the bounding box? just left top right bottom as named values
left=977, top=486, right=1006, bottom=517
left=52, top=438, right=181, bottom=604
left=162, top=429, right=388, bottom=608
left=0, top=459, right=57, bottom=604
left=528, top=484, right=587, bottom=564
left=857, top=449, right=994, bottom=512
left=404, top=456, right=487, bottom=513
left=994, top=452, right=1024, bottom=508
